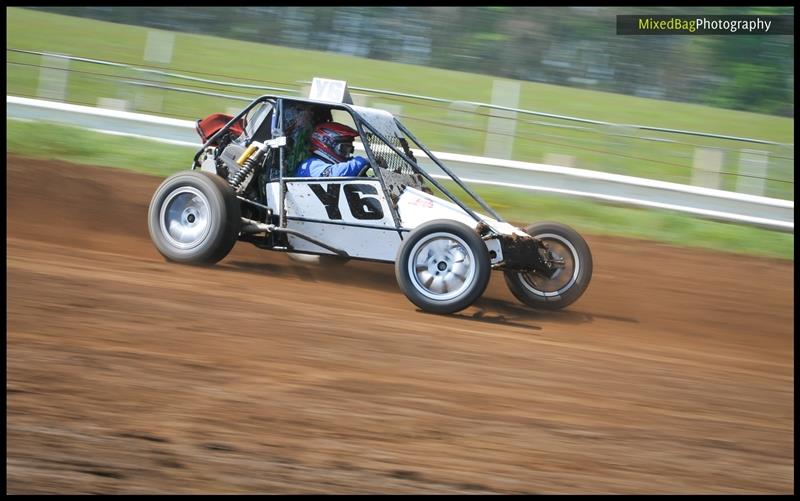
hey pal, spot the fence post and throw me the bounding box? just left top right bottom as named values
left=137, top=30, right=175, bottom=113
left=543, top=153, right=575, bottom=167
left=483, top=79, right=520, bottom=160
left=691, top=147, right=724, bottom=190
left=37, top=54, right=69, bottom=101
left=144, top=30, right=175, bottom=64
left=736, top=149, right=769, bottom=196
left=350, top=93, right=370, bottom=107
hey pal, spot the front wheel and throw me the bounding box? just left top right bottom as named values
left=504, top=222, right=592, bottom=310
left=148, top=170, right=241, bottom=265
left=395, top=220, right=491, bottom=314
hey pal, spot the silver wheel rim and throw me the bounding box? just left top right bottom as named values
left=408, top=232, right=476, bottom=301
left=160, top=187, right=212, bottom=250
left=517, top=233, right=580, bottom=297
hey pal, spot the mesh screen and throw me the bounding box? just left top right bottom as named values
left=365, top=132, right=418, bottom=176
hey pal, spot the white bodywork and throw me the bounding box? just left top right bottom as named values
left=267, top=180, right=524, bottom=263
left=397, top=186, right=528, bottom=238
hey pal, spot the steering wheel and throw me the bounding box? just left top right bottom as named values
left=358, top=163, right=376, bottom=178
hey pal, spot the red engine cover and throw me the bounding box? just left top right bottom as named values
left=196, top=113, right=245, bottom=144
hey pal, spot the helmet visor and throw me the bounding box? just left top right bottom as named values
left=334, top=141, right=355, bottom=159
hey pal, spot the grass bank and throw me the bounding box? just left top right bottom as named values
left=7, top=119, right=793, bottom=260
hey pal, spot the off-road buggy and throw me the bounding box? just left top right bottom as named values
left=148, top=80, right=592, bottom=314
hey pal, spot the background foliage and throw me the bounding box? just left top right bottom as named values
left=28, top=6, right=794, bottom=117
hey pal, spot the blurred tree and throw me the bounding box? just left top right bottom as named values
left=24, top=6, right=794, bottom=116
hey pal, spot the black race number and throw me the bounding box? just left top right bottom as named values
left=343, top=184, right=383, bottom=220
left=309, top=183, right=385, bottom=220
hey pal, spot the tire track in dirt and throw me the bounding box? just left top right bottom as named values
left=6, top=156, right=793, bottom=493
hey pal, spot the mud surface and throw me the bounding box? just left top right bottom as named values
left=6, top=156, right=794, bottom=494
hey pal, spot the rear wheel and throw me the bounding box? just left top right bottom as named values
left=503, top=222, right=592, bottom=310
left=148, top=171, right=241, bottom=264
left=395, top=220, right=491, bottom=314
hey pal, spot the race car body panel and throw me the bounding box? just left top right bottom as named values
left=396, top=186, right=528, bottom=238
left=269, top=179, right=402, bottom=261
left=265, top=180, right=520, bottom=263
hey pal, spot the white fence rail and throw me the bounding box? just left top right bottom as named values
left=6, top=95, right=794, bottom=232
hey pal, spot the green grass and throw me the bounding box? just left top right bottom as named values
left=6, top=119, right=191, bottom=177
left=6, top=7, right=794, bottom=200
left=7, top=118, right=793, bottom=261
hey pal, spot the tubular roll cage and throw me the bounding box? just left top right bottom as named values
left=191, top=94, right=507, bottom=253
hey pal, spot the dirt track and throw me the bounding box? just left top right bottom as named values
left=6, top=155, right=794, bottom=494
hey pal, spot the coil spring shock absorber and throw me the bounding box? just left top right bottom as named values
left=229, top=156, right=258, bottom=192
left=228, top=142, right=265, bottom=192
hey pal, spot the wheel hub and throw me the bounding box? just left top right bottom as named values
left=518, top=233, right=580, bottom=297
left=160, top=187, right=212, bottom=250
left=409, top=234, right=476, bottom=300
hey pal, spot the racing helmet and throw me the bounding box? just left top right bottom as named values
left=310, top=122, right=359, bottom=163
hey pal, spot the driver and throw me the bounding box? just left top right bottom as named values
left=295, top=122, right=369, bottom=177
